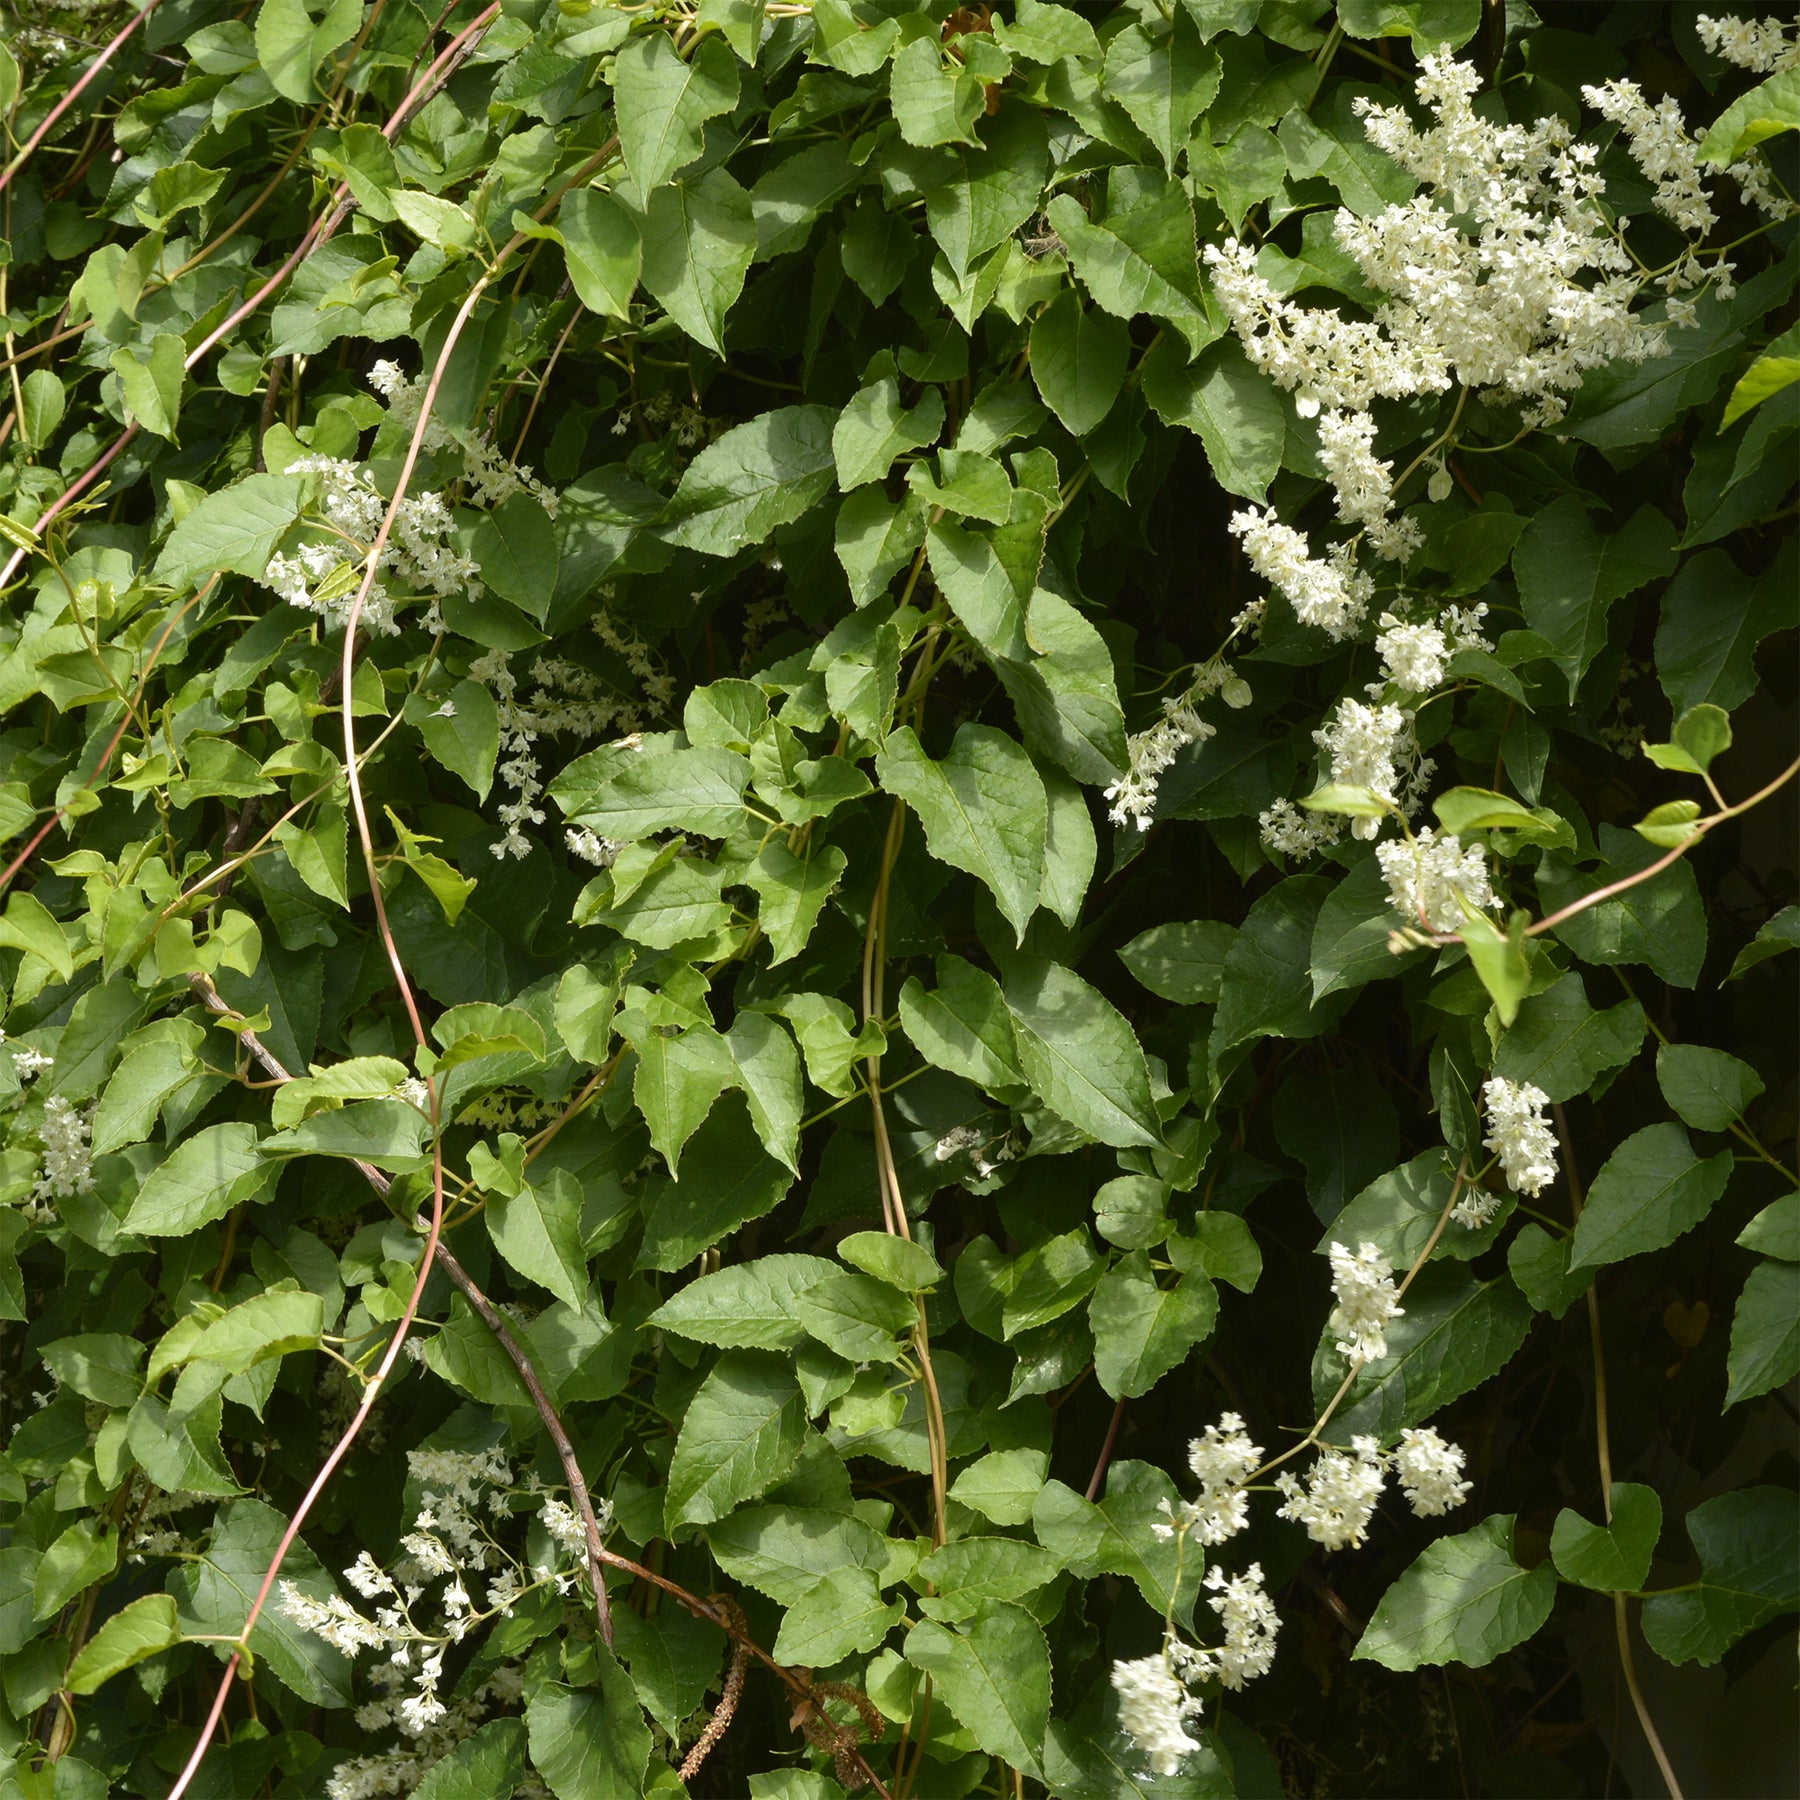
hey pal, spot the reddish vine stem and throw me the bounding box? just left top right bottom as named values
left=0, top=0, right=168, bottom=200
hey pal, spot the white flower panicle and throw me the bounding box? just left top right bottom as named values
left=1111, top=1655, right=1204, bottom=1777
left=1582, top=81, right=1716, bottom=236
left=1374, top=613, right=1449, bottom=694
left=1228, top=507, right=1372, bottom=640
left=368, top=360, right=559, bottom=516
left=1274, top=1437, right=1388, bottom=1551
left=1328, top=1240, right=1404, bottom=1364
left=1394, top=1427, right=1473, bottom=1517
left=1197, top=1562, right=1280, bottom=1689
left=11, top=1044, right=53, bottom=1081
left=1157, top=1412, right=1264, bottom=1547
left=1313, top=700, right=1434, bottom=840
left=31, top=1094, right=95, bottom=1221
left=1375, top=828, right=1500, bottom=933
left=1697, top=13, right=1800, bottom=72
left=565, top=827, right=622, bottom=869
left=1106, top=691, right=1216, bottom=831
left=1482, top=1077, right=1559, bottom=1197
left=1259, top=794, right=1343, bottom=861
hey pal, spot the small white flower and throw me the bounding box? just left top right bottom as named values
left=1394, top=1427, right=1473, bottom=1517
left=1274, top=1438, right=1388, bottom=1550
left=1111, top=1654, right=1204, bottom=1777
left=1482, top=1077, right=1559, bottom=1197
left=1375, top=828, right=1500, bottom=932
left=1328, top=1241, right=1403, bottom=1365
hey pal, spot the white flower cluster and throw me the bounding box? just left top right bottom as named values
left=1482, top=1076, right=1559, bottom=1198
left=1376, top=828, right=1500, bottom=933
left=1327, top=1239, right=1403, bottom=1364
left=933, top=1122, right=1018, bottom=1179
left=1111, top=1654, right=1203, bottom=1778
left=29, top=1093, right=95, bottom=1223
left=1228, top=507, right=1373, bottom=641
left=1312, top=699, right=1434, bottom=841
left=468, top=646, right=659, bottom=861
left=11, top=1042, right=53, bottom=1082
left=1276, top=1426, right=1472, bottom=1551
left=368, top=360, right=561, bottom=516
left=280, top=1447, right=606, bottom=1798
left=1105, top=662, right=1249, bottom=831
left=566, top=827, right=623, bottom=869
left=1697, top=12, right=1800, bottom=73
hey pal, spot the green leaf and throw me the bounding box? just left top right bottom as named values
left=904, top=1602, right=1050, bottom=1780
left=1355, top=1515, right=1556, bottom=1671
left=746, top=839, right=847, bottom=964
left=1725, top=1260, right=1800, bottom=1407
left=1337, top=0, right=1480, bottom=43
left=1491, top=972, right=1645, bottom=1104
left=637, top=1098, right=793, bottom=1267
left=1737, top=1193, right=1800, bottom=1261
left=796, top=1271, right=916, bottom=1362
left=648, top=1254, right=837, bottom=1349
left=65, top=1594, right=182, bottom=1695
left=1568, top=1123, right=1732, bottom=1271
left=837, top=1230, right=944, bottom=1292
left=34, top=1517, right=118, bottom=1620
left=392, top=190, right=476, bottom=251
left=661, top=404, right=838, bottom=555
left=1698, top=64, right=1800, bottom=163
left=527, top=1659, right=651, bottom=1800
left=1031, top=1461, right=1198, bottom=1624
left=18, top=368, right=66, bottom=447
left=557, top=743, right=751, bottom=840
left=1642, top=1487, right=1799, bottom=1666
left=254, top=0, right=361, bottom=102
left=411, top=680, right=500, bottom=802
left=414, top=1721, right=529, bottom=1800
left=613, top=31, right=739, bottom=193
left=1321, top=1266, right=1534, bottom=1438
left=1655, top=1043, right=1764, bottom=1132
left=832, top=376, right=945, bottom=490
left=1642, top=703, right=1733, bottom=776
left=725, top=1011, right=804, bottom=1172
left=1030, top=290, right=1129, bottom=437
left=1512, top=497, right=1677, bottom=701
left=174, top=1498, right=350, bottom=1704
left=665, top=1350, right=808, bottom=1531
left=1321, top=1153, right=1502, bottom=1268
left=1655, top=545, right=1795, bottom=716
left=1551, top=1484, right=1662, bottom=1592
left=1213, top=876, right=1344, bottom=1058
left=1046, top=178, right=1213, bottom=356
left=121, top=1123, right=268, bottom=1238
left=1633, top=799, right=1703, bottom=850
left=918, top=1536, right=1061, bottom=1619
left=110, top=333, right=185, bottom=440
left=707, top=1504, right=886, bottom=1607
left=889, top=36, right=983, bottom=147
left=1456, top=906, right=1534, bottom=1029
left=188, top=1287, right=326, bottom=1374
left=624, top=1011, right=739, bottom=1176
left=924, top=107, right=1050, bottom=280
left=1141, top=336, right=1284, bottom=501
left=876, top=723, right=1046, bottom=943
left=775, top=1566, right=904, bottom=1666
left=1102, top=20, right=1220, bottom=173
left=1721, top=319, right=1800, bottom=428
left=1089, top=1253, right=1217, bottom=1399
left=1432, top=787, right=1571, bottom=845
left=154, top=472, right=303, bottom=591
left=1002, top=954, right=1161, bottom=1149
left=1506, top=1223, right=1588, bottom=1321
left=1726, top=904, right=1800, bottom=982
left=488, top=1174, right=588, bottom=1311
left=1118, top=919, right=1235, bottom=1005
left=949, top=1449, right=1050, bottom=1527
left=555, top=188, right=642, bottom=319
left=898, top=955, right=1024, bottom=1094
left=0, top=891, right=73, bottom=980
left=637, top=167, right=757, bottom=357
left=471, top=493, right=559, bottom=623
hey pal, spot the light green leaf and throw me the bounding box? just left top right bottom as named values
left=649, top=1255, right=837, bottom=1349
left=774, top=1566, right=904, bottom=1666
left=1141, top=336, right=1284, bottom=501
left=1722, top=320, right=1800, bottom=428
left=1726, top=904, right=1800, bottom=982
left=795, top=1271, right=916, bottom=1362
left=1337, top=0, right=1480, bottom=43
left=121, top=1123, right=269, bottom=1238
left=1102, top=19, right=1220, bottom=172
left=110, top=333, right=185, bottom=440
left=837, top=1230, right=944, bottom=1292
left=1551, top=1484, right=1662, bottom=1592
left=1568, top=1123, right=1732, bottom=1271
left=19, top=368, right=66, bottom=447
left=1642, top=703, right=1732, bottom=776
left=1089, top=1253, right=1217, bottom=1399
left=904, top=1603, right=1050, bottom=1779
left=413, top=1721, right=529, bottom=1800
left=1355, top=1515, right=1556, bottom=1670
left=666, top=1351, right=808, bottom=1532
left=949, top=1448, right=1050, bottom=1527
left=660, top=404, right=838, bottom=555
left=1030, top=289, right=1129, bottom=437
left=613, top=31, right=740, bottom=192
left=1737, top=1193, right=1800, bottom=1261
left=154, top=473, right=303, bottom=590
left=924, top=107, right=1049, bottom=280
left=889, top=36, right=983, bottom=147
left=1698, top=64, right=1800, bottom=163
left=488, top=1173, right=588, bottom=1311
left=1725, top=1260, right=1800, bottom=1407
left=65, top=1594, right=182, bottom=1695
left=1002, top=954, right=1161, bottom=1149
left=898, top=956, right=1024, bottom=1094
left=832, top=376, right=945, bottom=491
left=1321, top=1153, right=1502, bottom=1268
left=1655, top=1043, right=1764, bottom=1133
left=34, top=1518, right=118, bottom=1621
left=0, top=890, right=73, bottom=980
left=639, top=168, right=757, bottom=357
left=876, top=723, right=1046, bottom=942
left=556, top=188, right=642, bottom=318
left=725, top=1011, right=804, bottom=1173
left=254, top=0, right=361, bottom=102
left=637, top=1099, right=793, bottom=1268
left=558, top=744, right=751, bottom=840
left=188, top=1288, right=326, bottom=1374
left=526, top=1659, right=651, bottom=1800
left=1031, top=1460, right=1198, bottom=1624
left=746, top=839, right=847, bottom=964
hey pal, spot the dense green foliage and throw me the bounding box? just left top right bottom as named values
left=0, top=0, right=1796, bottom=1795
